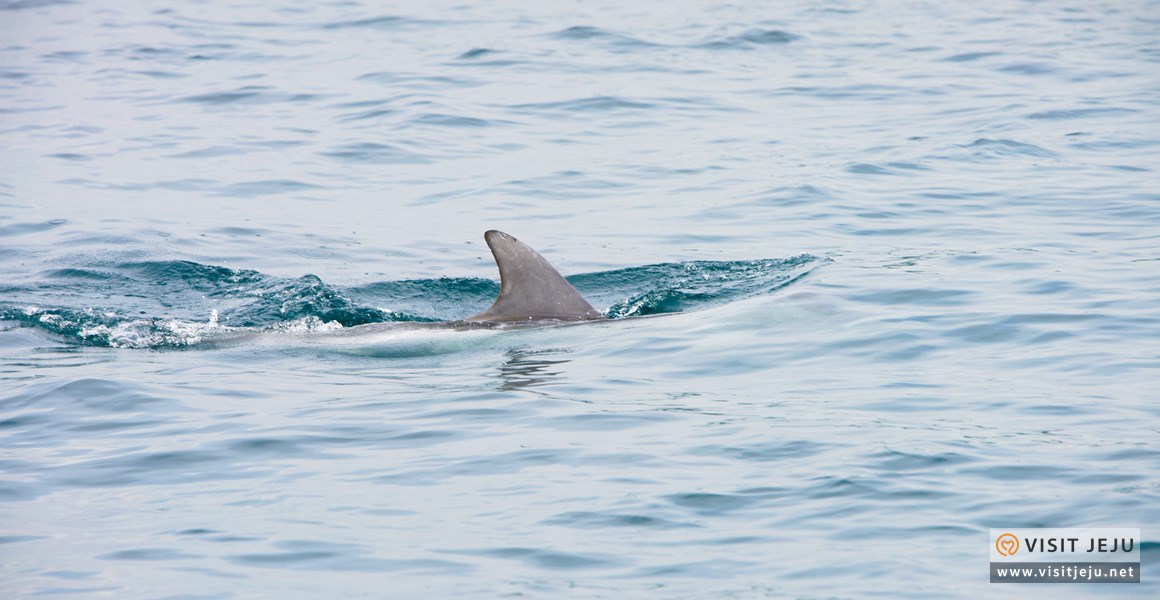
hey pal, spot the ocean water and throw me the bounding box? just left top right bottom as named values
left=2, top=0, right=1158, bottom=597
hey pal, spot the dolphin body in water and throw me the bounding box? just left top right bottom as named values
left=251, top=230, right=606, bottom=354
left=296, top=230, right=605, bottom=345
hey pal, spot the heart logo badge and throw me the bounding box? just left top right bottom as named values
left=996, top=533, right=1020, bottom=557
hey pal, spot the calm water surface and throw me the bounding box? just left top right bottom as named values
left=2, top=0, right=1159, bottom=597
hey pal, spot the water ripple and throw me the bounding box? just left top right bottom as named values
left=449, top=546, right=624, bottom=570
left=180, top=87, right=326, bottom=105
left=543, top=511, right=696, bottom=530
left=698, top=29, right=798, bottom=48
left=321, top=142, right=430, bottom=164
left=511, top=95, right=655, bottom=112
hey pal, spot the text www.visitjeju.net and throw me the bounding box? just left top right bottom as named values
left=992, top=564, right=1137, bottom=582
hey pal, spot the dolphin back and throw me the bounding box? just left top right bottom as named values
left=466, top=230, right=604, bottom=323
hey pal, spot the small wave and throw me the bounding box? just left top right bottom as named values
left=941, top=51, right=1002, bottom=63
left=179, top=86, right=326, bottom=106
left=218, top=179, right=326, bottom=197
left=320, top=142, right=430, bottom=164
left=47, top=152, right=92, bottom=161
left=0, top=219, right=68, bottom=238
left=511, top=95, right=655, bottom=113
left=455, top=546, right=623, bottom=570
left=997, top=62, right=1056, bottom=76
left=320, top=15, right=433, bottom=31
left=551, top=25, right=658, bottom=49
left=550, top=26, right=798, bottom=51
left=0, top=306, right=227, bottom=348
left=406, top=113, right=496, bottom=128
left=963, top=138, right=1059, bottom=159
left=553, top=25, right=615, bottom=40
left=0, top=307, right=350, bottom=349
left=0, top=0, right=71, bottom=11
left=845, top=162, right=896, bottom=176
left=698, top=29, right=798, bottom=49
left=456, top=48, right=495, bottom=60
left=576, top=255, right=824, bottom=318
left=1027, top=107, right=1137, bottom=120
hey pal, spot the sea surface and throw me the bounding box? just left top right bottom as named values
left=2, top=0, right=1158, bottom=597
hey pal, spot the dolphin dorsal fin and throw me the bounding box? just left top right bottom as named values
left=465, top=230, right=604, bottom=323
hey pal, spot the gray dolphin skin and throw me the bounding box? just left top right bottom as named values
left=466, top=230, right=605, bottom=323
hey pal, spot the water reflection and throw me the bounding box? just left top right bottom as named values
left=496, top=348, right=570, bottom=391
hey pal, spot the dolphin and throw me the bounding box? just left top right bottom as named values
left=300, top=230, right=604, bottom=341
left=465, top=230, right=604, bottom=324
left=197, top=230, right=605, bottom=349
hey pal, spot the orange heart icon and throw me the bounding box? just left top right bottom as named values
left=996, top=533, right=1020, bottom=556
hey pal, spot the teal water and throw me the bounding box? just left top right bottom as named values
left=2, top=0, right=1159, bottom=598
